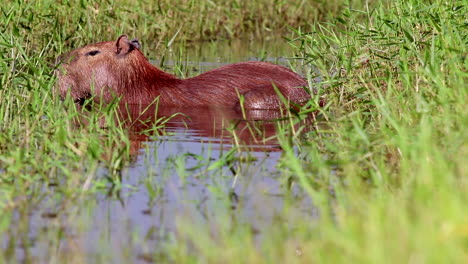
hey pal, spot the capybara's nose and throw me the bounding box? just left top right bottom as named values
left=55, top=54, right=65, bottom=66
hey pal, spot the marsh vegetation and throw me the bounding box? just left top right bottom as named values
left=0, top=0, right=467, bottom=263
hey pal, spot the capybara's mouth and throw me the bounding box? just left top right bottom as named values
left=74, top=92, right=93, bottom=106
left=74, top=97, right=86, bottom=105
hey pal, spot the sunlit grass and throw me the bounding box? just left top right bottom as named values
left=1, top=0, right=467, bottom=263
left=163, top=0, right=467, bottom=262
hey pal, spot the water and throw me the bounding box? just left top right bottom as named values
left=153, top=36, right=308, bottom=77
left=3, top=37, right=317, bottom=263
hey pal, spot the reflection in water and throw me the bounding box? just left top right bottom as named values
left=113, top=103, right=301, bottom=153
left=75, top=101, right=318, bottom=260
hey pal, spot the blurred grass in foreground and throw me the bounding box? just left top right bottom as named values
left=0, top=0, right=467, bottom=263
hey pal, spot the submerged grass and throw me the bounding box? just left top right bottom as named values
left=1, top=0, right=467, bottom=263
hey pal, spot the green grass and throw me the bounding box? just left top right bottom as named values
left=1, top=0, right=467, bottom=263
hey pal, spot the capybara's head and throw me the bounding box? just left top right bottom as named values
left=56, top=35, right=144, bottom=103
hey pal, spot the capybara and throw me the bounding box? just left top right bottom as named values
left=56, top=35, right=311, bottom=109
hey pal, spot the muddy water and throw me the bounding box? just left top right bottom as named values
left=5, top=37, right=317, bottom=263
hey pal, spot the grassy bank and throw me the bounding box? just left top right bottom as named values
left=1, top=0, right=352, bottom=53
left=283, top=0, right=467, bottom=262
left=169, top=1, right=468, bottom=262
left=1, top=0, right=467, bottom=263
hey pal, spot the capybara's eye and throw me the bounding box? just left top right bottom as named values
left=86, top=50, right=100, bottom=56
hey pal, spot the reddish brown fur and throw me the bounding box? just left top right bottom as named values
left=56, top=35, right=310, bottom=109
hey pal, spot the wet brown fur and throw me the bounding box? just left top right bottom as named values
left=56, top=35, right=310, bottom=110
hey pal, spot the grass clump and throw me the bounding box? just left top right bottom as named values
left=279, top=0, right=467, bottom=262
left=156, top=0, right=468, bottom=262
left=0, top=0, right=467, bottom=263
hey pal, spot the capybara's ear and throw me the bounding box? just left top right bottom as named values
left=116, top=35, right=138, bottom=55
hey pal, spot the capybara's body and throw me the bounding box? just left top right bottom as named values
left=56, top=35, right=310, bottom=109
